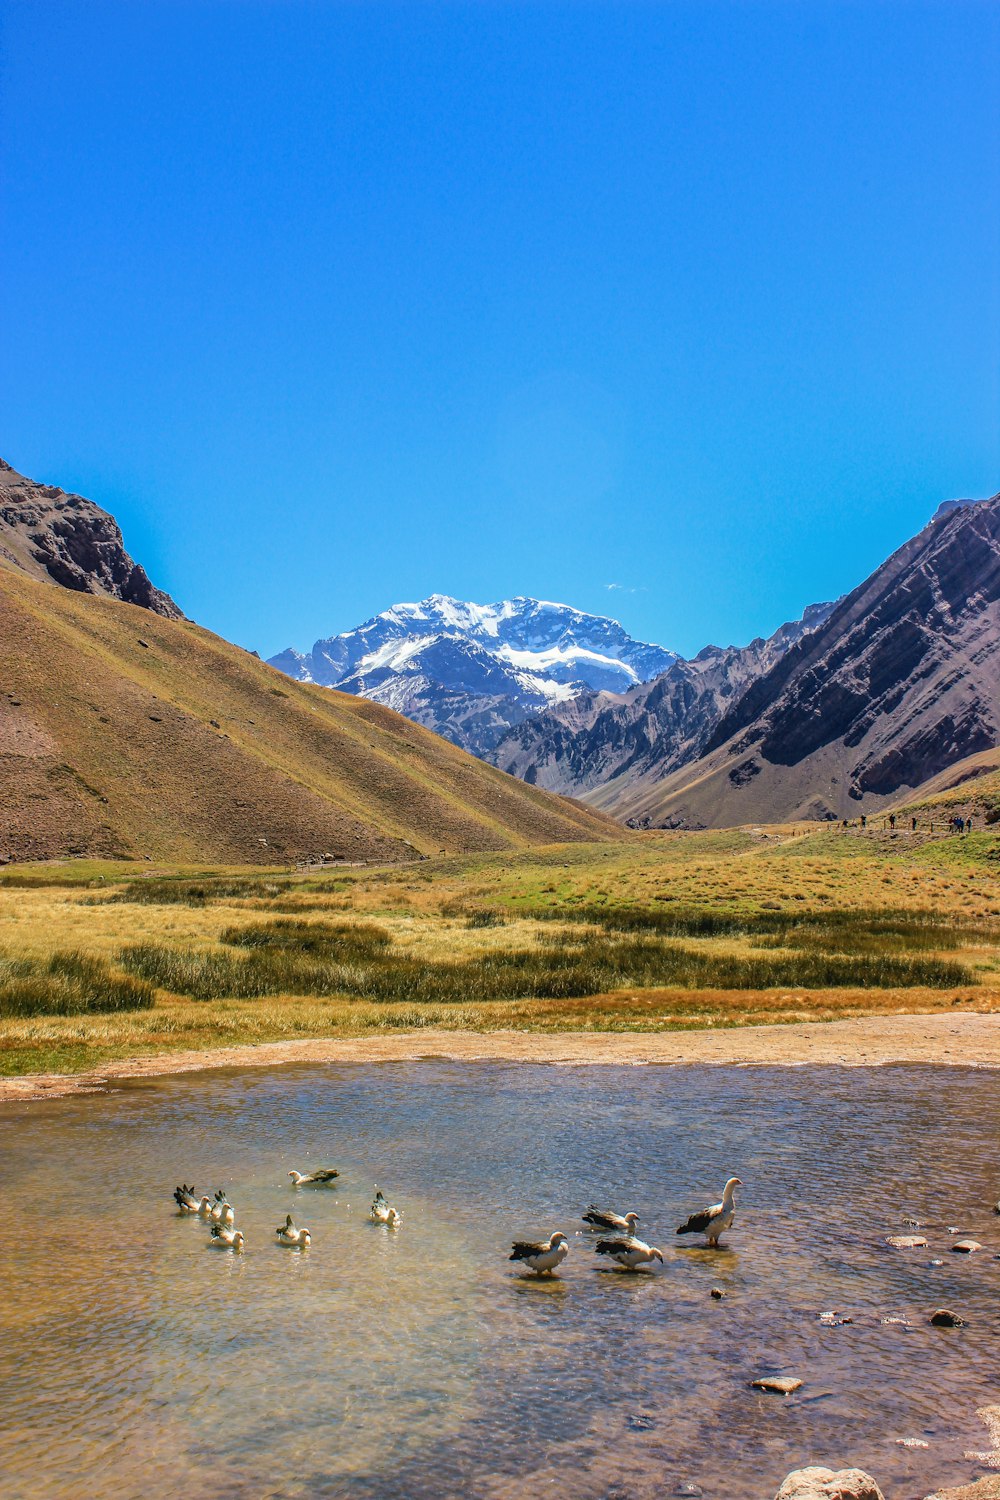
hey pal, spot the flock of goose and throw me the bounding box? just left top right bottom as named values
left=171, top=1170, right=402, bottom=1253
left=172, top=1171, right=742, bottom=1273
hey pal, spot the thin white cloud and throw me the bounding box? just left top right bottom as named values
left=604, top=582, right=646, bottom=594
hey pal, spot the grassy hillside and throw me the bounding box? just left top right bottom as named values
left=0, top=563, right=617, bottom=865
left=889, top=748, right=1000, bottom=822
left=2, top=824, right=998, bottom=1076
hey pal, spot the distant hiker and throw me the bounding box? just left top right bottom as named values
left=860, top=814, right=867, bottom=829
left=965, top=817, right=973, bottom=833
left=888, top=814, right=896, bottom=830
left=911, top=816, right=917, bottom=831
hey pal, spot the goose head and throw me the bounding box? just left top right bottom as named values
left=549, top=1233, right=568, bottom=1249
left=288, top=1171, right=305, bottom=1185
left=624, top=1213, right=640, bottom=1232
left=651, top=1248, right=664, bottom=1264
left=231, top=1231, right=245, bottom=1251
left=723, top=1177, right=742, bottom=1198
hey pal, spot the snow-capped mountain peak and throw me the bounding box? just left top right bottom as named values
left=267, top=595, right=678, bottom=756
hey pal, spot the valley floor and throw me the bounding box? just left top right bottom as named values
left=2, top=824, right=998, bottom=1083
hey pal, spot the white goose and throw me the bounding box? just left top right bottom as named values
left=289, top=1168, right=340, bottom=1186
left=676, top=1177, right=742, bottom=1247
left=595, top=1235, right=664, bottom=1270
left=370, top=1189, right=401, bottom=1227
left=582, top=1206, right=640, bottom=1235
left=509, top=1232, right=570, bottom=1276
left=210, top=1223, right=245, bottom=1251
left=275, top=1214, right=311, bottom=1248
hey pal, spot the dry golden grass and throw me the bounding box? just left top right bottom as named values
left=2, top=823, right=998, bottom=1076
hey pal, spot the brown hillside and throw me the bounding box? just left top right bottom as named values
left=0, top=564, right=618, bottom=864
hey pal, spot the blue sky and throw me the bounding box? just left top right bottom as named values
left=2, top=1, right=998, bottom=659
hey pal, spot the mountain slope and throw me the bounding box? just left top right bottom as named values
left=0, top=564, right=618, bottom=865
left=594, top=491, right=1000, bottom=827
left=268, top=595, right=677, bottom=755
left=0, top=459, right=181, bottom=618
left=492, top=603, right=834, bottom=796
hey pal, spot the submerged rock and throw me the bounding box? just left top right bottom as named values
left=923, top=1479, right=1000, bottom=1499
left=929, top=1308, right=966, bottom=1327
left=952, top=1239, right=983, bottom=1254
left=896, top=1437, right=929, bottom=1448
left=775, top=1467, right=885, bottom=1500
left=886, top=1234, right=928, bottom=1249
left=752, top=1375, right=803, bottom=1395
left=710, top=1287, right=725, bottom=1299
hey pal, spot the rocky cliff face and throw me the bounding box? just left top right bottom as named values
left=599, top=491, right=1000, bottom=827
left=491, top=602, right=834, bottom=796
left=0, top=459, right=182, bottom=618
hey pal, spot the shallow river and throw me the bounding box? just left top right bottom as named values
left=1, top=1062, right=998, bottom=1500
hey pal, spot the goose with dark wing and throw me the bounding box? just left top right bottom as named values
left=676, top=1177, right=742, bottom=1247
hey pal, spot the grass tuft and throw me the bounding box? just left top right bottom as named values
left=0, top=951, right=154, bottom=1017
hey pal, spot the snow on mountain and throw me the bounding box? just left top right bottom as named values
left=267, top=595, right=678, bottom=756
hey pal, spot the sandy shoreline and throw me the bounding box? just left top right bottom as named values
left=2, top=1012, right=998, bottom=1103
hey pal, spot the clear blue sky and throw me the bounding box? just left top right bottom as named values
left=2, top=1, right=998, bottom=659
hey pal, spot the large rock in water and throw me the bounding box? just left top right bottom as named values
left=775, top=1469, right=885, bottom=1500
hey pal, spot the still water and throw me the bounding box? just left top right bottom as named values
left=1, top=1061, right=998, bottom=1500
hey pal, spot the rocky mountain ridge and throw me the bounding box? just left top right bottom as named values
left=595, top=489, right=1000, bottom=826
left=491, top=602, right=835, bottom=796
left=0, top=459, right=181, bottom=618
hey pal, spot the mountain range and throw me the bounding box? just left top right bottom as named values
left=270, top=489, right=1000, bottom=827
left=269, top=595, right=677, bottom=755
left=4, top=453, right=999, bottom=850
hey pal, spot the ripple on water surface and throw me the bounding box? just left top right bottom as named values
left=0, top=1062, right=998, bottom=1499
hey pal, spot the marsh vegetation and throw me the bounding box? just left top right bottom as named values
left=2, top=826, right=998, bottom=1074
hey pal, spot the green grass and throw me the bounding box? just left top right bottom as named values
left=0, top=951, right=155, bottom=1017
left=118, top=917, right=970, bottom=1005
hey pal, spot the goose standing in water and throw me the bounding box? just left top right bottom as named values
left=582, top=1207, right=640, bottom=1235
left=275, top=1214, right=311, bottom=1248
left=509, top=1232, right=570, bottom=1276
left=173, top=1185, right=201, bottom=1214
left=595, top=1235, right=664, bottom=1270
left=370, top=1189, right=401, bottom=1226
left=288, top=1168, right=340, bottom=1186
left=210, top=1224, right=245, bottom=1251
left=676, top=1177, right=742, bottom=1247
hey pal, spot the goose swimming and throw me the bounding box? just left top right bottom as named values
left=676, top=1177, right=742, bottom=1247
left=582, top=1206, right=640, bottom=1235
left=275, top=1214, right=311, bottom=1248
left=209, top=1192, right=234, bottom=1226
left=173, top=1185, right=201, bottom=1214
left=210, top=1223, right=245, bottom=1251
left=288, top=1168, right=340, bottom=1186
left=595, top=1235, right=664, bottom=1270
left=370, top=1189, right=401, bottom=1226
left=509, top=1232, right=570, bottom=1276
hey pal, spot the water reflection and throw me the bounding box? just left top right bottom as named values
left=0, top=1062, right=998, bottom=1499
